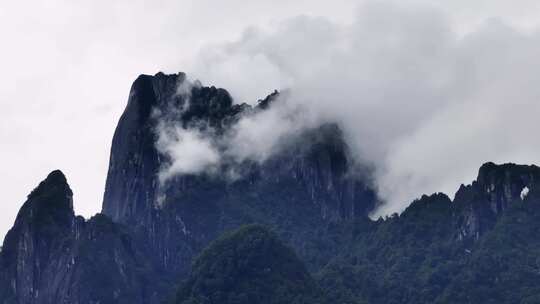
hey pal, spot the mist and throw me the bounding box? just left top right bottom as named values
left=168, top=1, right=540, bottom=216
left=155, top=82, right=319, bottom=183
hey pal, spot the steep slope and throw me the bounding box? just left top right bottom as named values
left=102, top=72, right=377, bottom=280
left=175, top=225, right=326, bottom=304
left=438, top=200, right=540, bottom=303
left=103, top=72, right=242, bottom=223
left=453, top=162, right=540, bottom=242
left=0, top=170, right=75, bottom=304
left=0, top=171, right=161, bottom=304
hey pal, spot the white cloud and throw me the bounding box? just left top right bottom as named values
left=521, top=187, right=529, bottom=200
left=155, top=91, right=318, bottom=182
left=182, top=1, right=540, bottom=217
left=156, top=124, right=220, bottom=182
left=224, top=97, right=317, bottom=164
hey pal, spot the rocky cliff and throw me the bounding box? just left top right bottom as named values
left=0, top=171, right=162, bottom=304
left=454, top=162, right=540, bottom=242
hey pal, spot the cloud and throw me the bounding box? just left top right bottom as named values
left=155, top=86, right=319, bottom=183
left=154, top=78, right=220, bottom=182
left=156, top=124, right=220, bottom=182
left=178, top=0, right=540, bottom=217
left=224, top=96, right=319, bottom=164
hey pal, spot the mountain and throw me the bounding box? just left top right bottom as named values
left=318, top=163, right=540, bottom=303
left=174, top=225, right=326, bottom=304
left=101, top=72, right=376, bottom=281
left=2, top=72, right=540, bottom=304
left=0, top=171, right=163, bottom=304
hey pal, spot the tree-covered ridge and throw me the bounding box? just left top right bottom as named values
left=175, top=224, right=326, bottom=304
left=175, top=175, right=540, bottom=304
left=317, top=163, right=540, bottom=304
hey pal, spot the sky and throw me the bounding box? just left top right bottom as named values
left=2, top=0, right=540, bottom=240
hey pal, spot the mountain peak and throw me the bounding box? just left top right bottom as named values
left=15, top=169, right=74, bottom=229
left=27, top=169, right=72, bottom=204
left=256, top=89, right=280, bottom=109
left=476, top=162, right=540, bottom=185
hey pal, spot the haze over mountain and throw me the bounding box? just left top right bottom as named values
left=3, top=0, right=540, bottom=241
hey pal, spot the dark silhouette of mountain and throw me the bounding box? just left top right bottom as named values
left=2, top=72, right=539, bottom=304
left=0, top=171, right=164, bottom=304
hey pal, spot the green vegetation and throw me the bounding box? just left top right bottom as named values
left=317, top=191, right=540, bottom=304
left=175, top=225, right=326, bottom=304
left=175, top=177, right=540, bottom=304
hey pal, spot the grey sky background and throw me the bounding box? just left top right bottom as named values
left=1, top=0, right=540, bottom=240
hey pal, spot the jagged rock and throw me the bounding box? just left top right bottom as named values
left=0, top=171, right=160, bottom=304
left=454, top=162, right=540, bottom=242
left=0, top=170, right=75, bottom=303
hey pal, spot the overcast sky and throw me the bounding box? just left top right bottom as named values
left=2, top=0, right=540, bottom=240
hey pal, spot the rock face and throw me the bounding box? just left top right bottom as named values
left=103, top=73, right=375, bottom=223
left=102, top=72, right=241, bottom=223
left=102, top=72, right=377, bottom=280
left=453, top=162, right=540, bottom=242
left=0, top=171, right=161, bottom=304
left=0, top=170, right=75, bottom=304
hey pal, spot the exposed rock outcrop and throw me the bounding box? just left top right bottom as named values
left=454, top=162, right=540, bottom=242
left=0, top=171, right=160, bottom=304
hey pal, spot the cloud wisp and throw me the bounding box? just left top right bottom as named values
left=154, top=80, right=318, bottom=184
